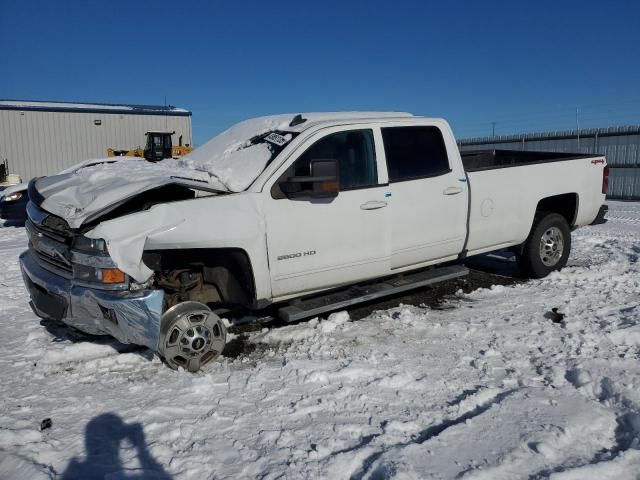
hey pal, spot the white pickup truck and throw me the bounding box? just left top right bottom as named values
left=20, top=112, right=608, bottom=371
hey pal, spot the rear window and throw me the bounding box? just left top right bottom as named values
left=382, top=126, right=450, bottom=182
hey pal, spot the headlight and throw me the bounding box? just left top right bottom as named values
left=73, top=236, right=108, bottom=254
left=73, top=264, right=126, bottom=284
left=2, top=192, right=23, bottom=202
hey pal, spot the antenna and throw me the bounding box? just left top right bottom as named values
left=576, top=105, right=580, bottom=150
left=164, top=95, right=168, bottom=130
left=289, top=114, right=307, bottom=127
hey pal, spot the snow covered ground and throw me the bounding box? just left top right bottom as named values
left=1, top=201, right=640, bottom=479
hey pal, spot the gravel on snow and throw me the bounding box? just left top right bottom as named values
left=1, top=201, right=640, bottom=479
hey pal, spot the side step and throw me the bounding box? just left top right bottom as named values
left=278, top=265, right=468, bottom=323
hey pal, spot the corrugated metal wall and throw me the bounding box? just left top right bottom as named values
left=0, top=109, right=192, bottom=180
left=458, top=126, right=640, bottom=200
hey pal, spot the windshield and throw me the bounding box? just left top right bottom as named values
left=173, top=114, right=299, bottom=192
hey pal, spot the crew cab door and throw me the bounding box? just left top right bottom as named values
left=381, top=123, right=468, bottom=269
left=264, top=127, right=390, bottom=299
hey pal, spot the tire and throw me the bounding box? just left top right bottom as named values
left=158, top=301, right=227, bottom=372
left=518, top=212, right=571, bottom=278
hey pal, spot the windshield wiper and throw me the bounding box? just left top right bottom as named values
left=169, top=175, right=230, bottom=194
left=170, top=175, right=208, bottom=183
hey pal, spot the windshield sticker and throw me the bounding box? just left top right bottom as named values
left=264, top=132, right=289, bottom=147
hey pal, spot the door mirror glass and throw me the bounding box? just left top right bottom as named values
left=281, top=159, right=339, bottom=199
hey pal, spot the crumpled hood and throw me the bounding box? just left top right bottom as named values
left=35, top=157, right=226, bottom=228
left=32, top=115, right=296, bottom=228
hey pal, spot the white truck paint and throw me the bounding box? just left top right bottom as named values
left=19, top=113, right=608, bottom=371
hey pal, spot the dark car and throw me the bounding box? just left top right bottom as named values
left=0, top=186, right=29, bottom=224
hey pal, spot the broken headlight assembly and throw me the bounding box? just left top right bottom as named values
left=73, top=236, right=108, bottom=254
left=73, top=264, right=127, bottom=284
left=72, top=236, right=127, bottom=285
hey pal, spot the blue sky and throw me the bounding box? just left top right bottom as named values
left=2, top=0, right=640, bottom=144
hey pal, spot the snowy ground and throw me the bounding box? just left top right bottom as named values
left=1, top=201, right=640, bottom=479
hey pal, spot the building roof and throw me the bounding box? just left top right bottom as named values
left=0, top=99, right=191, bottom=116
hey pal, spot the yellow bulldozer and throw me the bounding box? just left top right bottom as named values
left=107, top=131, right=193, bottom=162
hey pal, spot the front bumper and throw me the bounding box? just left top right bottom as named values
left=20, top=249, right=164, bottom=351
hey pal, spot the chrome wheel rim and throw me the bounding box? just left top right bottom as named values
left=539, top=226, right=564, bottom=267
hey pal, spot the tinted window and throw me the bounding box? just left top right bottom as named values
left=382, top=126, right=450, bottom=182
left=293, top=129, right=377, bottom=190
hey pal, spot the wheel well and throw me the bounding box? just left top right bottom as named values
left=535, top=193, right=578, bottom=226
left=142, top=248, right=256, bottom=310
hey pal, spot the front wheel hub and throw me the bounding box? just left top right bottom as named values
left=159, top=301, right=227, bottom=372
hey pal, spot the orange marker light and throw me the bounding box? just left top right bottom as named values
left=319, top=181, right=339, bottom=191
left=102, top=268, right=126, bottom=284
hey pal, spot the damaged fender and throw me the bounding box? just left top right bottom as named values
left=85, top=194, right=272, bottom=300
left=86, top=210, right=185, bottom=282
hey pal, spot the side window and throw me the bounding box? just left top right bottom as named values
left=292, top=129, right=378, bottom=190
left=381, top=126, right=450, bottom=182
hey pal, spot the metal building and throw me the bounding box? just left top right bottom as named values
left=0, top=99, right=192, bottom=180
left=458, top=126, right=640, bottom=200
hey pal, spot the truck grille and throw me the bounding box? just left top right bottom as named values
left=33, top=248, right=73, bottom=277
left=25, top=205, right=74, bottom=278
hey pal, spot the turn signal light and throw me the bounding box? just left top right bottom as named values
left=102, top=268, right=126, bottom=284
left=319, top=181, right=339, bottom=190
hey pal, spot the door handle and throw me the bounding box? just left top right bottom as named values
left=443, top=186, right=463, bottom=195
left=360, top=201, right=388, bottom=210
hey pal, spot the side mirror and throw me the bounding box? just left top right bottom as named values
left=281, top=159, right=339, bottom=199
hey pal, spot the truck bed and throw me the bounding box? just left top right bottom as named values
left=461, top=149, right=605, bottom=257
left=461, top=149, right=597, bottom=172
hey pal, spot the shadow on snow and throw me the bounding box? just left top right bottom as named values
left=61, top=413, right=172, bottom=480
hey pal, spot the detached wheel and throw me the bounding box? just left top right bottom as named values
left=518, top=212, right=571, bottom=278
left=159, top=301, right=227, bottom=372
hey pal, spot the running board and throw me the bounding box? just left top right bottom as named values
left=278, top=265, right=469, bottom=323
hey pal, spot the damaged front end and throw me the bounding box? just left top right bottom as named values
left=18, top=138, right=274, bottom=371
left=20, top=201, right=165, bottom=350
left=20, top=177, right=232, bottom=372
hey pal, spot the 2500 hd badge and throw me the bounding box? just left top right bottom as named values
left=277, top=250, right=317, bottom=261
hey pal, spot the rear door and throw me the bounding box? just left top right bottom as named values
left=264, top=126, right=391, bottom=298
left=381, top=123, right=468, bottom=269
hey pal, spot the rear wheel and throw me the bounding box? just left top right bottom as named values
left=518, top=212, right=571, bottom=278
left=159, top=301, right=227, bottom=372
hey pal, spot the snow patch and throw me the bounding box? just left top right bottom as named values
left=38, top=342, right=121, bottom=365
left=608, top=325, right=640, bottom=346
left=550, top=449, right=640, bottom=480
left=0, top=428, right=42, bottom=447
